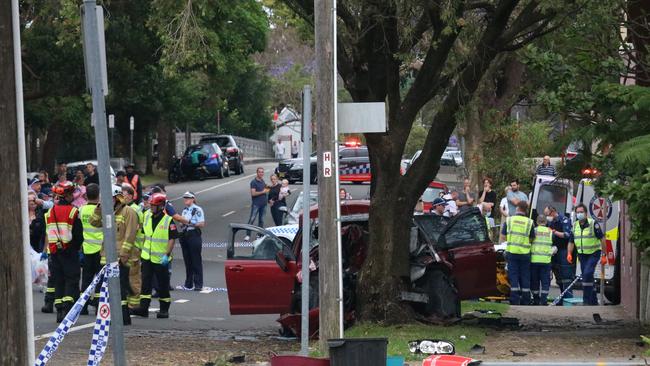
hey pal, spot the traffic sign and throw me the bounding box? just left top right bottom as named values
left=323, top=151, right=332, bottom=177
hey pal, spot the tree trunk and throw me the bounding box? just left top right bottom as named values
left=0, top=2, right=31, bottom=363
left=145, top=121, right=153, bottom=174
left=41, top=118, right=64, bottom=174
left=156, top=121, right=171, bottom=170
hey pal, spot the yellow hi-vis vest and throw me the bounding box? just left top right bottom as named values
left=130, top=202, right=144, bottom=249
left=531, top=226, right=553, bottom=264
left=506, top=215, right=533, bottom=254
left=141, top=211, right=172, bottom=264
left=573, top=218, right=600, bottom=255
left=80, top=204, right=103, bottom=254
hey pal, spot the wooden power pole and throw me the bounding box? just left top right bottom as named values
left=315, top=0, right=341, bottom=353
left=0, top=1, right=34, bottom=364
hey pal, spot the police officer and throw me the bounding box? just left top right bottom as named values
left=79, top=183, right=103, bottom=315
left=568, top=203, right=606, bottom=305
left=131, top=193, right=178, bottom=319
left=178, top=192, right=205, bottom=291
left=90, top=185, right=140, bottom=325
left=44, top=181, right=83, bottom=322
left=543, top=205, right=574, bottom=304
left=121, top=183, right=144, bottom=309
left=530, top=215, right=553, bottom=305
left=499, top=201, right=535, bottom=305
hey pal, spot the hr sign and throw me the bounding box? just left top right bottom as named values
left=323, top=151, right=332, bottom=178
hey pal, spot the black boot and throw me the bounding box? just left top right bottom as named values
left=41, top=300, right=54, bottom=314
left=56, top=307, right=65, bottom=323
left=130, top=299, right=150, bottom=318
left=122, top=305, right=131, bottom=326
left=156, top=301, right=170, bottom=319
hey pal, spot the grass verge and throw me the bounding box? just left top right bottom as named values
left=140, top=171, right=168, bottom=188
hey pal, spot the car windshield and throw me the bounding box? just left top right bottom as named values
left=213, top=137, right=232, bottom=148
left=413, top=215, right=449, bottom=242
left=290, top=191, right=318, bottom=217
left=439, top=210, right=488, bottom=249
left=536, top=184, right=568, bottom=215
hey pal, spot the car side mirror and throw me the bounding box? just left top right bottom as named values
left=275, top=251, right=289, bottom=272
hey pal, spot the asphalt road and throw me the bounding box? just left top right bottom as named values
left=32, top=162, right=372, bottom=343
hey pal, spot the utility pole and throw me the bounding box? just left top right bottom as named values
left=315, top=0, right=342, bottom=353
left=130, top=116, right=134, bottom=164
left=217, top=110, right=221, bottom=134
left=81, top=1, right=127, bottom=364
left=109, top=114, right=115, bottom=156
left=1, top=0, right=35, bottom=363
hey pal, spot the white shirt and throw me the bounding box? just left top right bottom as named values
left=499, top=197, right=509, bottom=216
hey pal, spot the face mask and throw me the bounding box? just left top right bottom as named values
left=576, top=212, right=586, bottom=221
left=546, top=216, right=554, bottom=223
left=486, top=211, right=492, bottom=217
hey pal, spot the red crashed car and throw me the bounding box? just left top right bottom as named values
left=224, top=201, right=497, bottom=337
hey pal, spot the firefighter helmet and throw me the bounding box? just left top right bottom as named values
left=149, top=193, right=167, bottom=206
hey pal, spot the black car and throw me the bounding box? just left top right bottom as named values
left=275, top=145, right=369, bottom=184
left=199, top=134, right=244, bottom=175
left=275, top=152, right=317, bottom=184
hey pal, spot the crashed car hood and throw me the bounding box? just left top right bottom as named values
left=413, top=207, right=483, bottom=243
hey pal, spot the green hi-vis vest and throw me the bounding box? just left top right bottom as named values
left=130, top=203, right=144, bottom=249
left=573, top=218, right=600, bottom=255
left=506, top=215, right=533, bottom=254
left=80, top=204, right=102, bottom=254
left=531, top=226, right=553, bottom=264
left=141, top=211, right=172, bottom=264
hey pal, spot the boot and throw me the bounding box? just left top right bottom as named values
left=129, top=299, right=150, bottom=318
left=122, top=306, right=131, bottom=326
left=41, top=300, right=54, bottom=314
left=156, top=301, right=170, bottom=319
left=56, top=307, right=65, bottom=323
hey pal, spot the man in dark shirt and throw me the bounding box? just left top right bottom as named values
left=245, top=167, right=269, bottom=241
left=544, top=205, right=575, bottom=303
left=84, top=163, right=99, bottom=186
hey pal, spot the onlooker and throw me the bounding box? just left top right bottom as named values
left=38, top=170, right=52, bottom=196
left=339, top=188, right=352, bottom=201
left=506, top=179, right=528, bottom=216
left=274, top=140, right=285, bottom=159
left=116, top=170, right=127, bottom=186
left=125, top=164, right=142, bottom=203
left=443, top=191, right=458, bottom=217
left=178, top=192, right=206, bottom=291
left=245, top=167, right=269, bottom=240
left=456, top=178, right=475, bottom=212
left=291, top=141, right=299, bottom=158
left=72, top=172, right=87, bottom=207
left=267, top=174, right=286, bottom=226
left=29, top=178, right=54, bottom=210
left=536, top=155, right=557, bottom=176
left=57, top=162, right=73, bottom=181
left=56, top=172, right=68, bottom=184
left=499, top=186, right=511, bottom=218
left=478, top=178, right=497, bottom=217
left=28, top=191, right=46, bottom=252
left=280, top=179, right=291, bottom=201
left=85, top=163, right=99, bottom=186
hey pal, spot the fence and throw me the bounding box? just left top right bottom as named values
left=174, top=133, right=273, bottom=160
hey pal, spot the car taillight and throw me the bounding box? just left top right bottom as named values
left=211, top=154, right=218, bottom=159
left=227, top=147, right=238, bottom=154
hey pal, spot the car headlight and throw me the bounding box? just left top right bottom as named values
left=408, top=340, right=455, bottom=355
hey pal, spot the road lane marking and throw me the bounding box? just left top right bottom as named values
left=35, top=322, right=95, bottom=341
left=174, top=299, right=190, bottom=303
left=222, top=210, right=236, bottom=217
left=170, top=172, right=257, bottom=201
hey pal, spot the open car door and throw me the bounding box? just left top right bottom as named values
left=225, top=223, right=297, bottom=315
left=436, top=208, right=497, bottom=299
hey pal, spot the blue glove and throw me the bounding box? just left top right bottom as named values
left=165, top=202, right=176, bottom=216
left=40, top=251, right=48, bottom=260
left=79, top=251, right=85, bottom=265
left=161, top=254, right=170, bottom=266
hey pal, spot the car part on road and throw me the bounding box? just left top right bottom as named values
left=418, top=270, right=461, bottom=319
left=551, top=276, right=582, bottom=305
left=408, top=339, right=456, bottom=355
left=469, top=344, right=486, bottom=355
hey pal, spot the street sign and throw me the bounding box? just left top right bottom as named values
left=323, top=151, right=332, bottom=177
left=129, top=116, right=134, bottom=130
left=338, top=102, right=386, bottom=133
left=108, top=114, right=114, bottom=128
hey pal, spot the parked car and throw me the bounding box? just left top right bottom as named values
left=224, top=202, right=497, bottom=337
left=199, top=134, right=244, bottom=175
left=67, top=160, right=116, bottom=185
left=408, top=150, right=459, bottom=169
left=169, top=142, right=229, bottom=182
left=275, top=152, right=318, bottom=184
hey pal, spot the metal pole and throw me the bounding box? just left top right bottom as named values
left=109, top=114, right=114, bottom=157
left=217, top=110, right=221, bottom=134
left=81, top=2, right=127, bottom=364
left=600, top=197, right=608, bottom=305
left=129, top=116, right=134, bottom=164
left=300, top=85, right=312, bottom=356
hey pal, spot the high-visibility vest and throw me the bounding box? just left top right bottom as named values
left=531, top=226, right=553, bottom=264
left=506, top=215, right=533, bottom=254
left=130, top=202, right=144, bottom=249
left=129, top=175, right=140, bottom=200
left=573, top=219, right=600, bottom=254
left=80, top=204, right=103, bottom=254
left=44, top=204, right=78, bottom=254
left=141, top=211, right=172, bottom=264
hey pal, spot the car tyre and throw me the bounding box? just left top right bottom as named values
left=310, top=172, right=317, bottom=184
left=238, top=161, right=244, bottom=175
left=223, top=165, right=230, bottom=178
left=168, top=170, right=179, bottom=184
left=420, top=270, right=460, bottom=319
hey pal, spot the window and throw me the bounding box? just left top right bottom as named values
left=230, top=228, right=293, bottom=260
left=339, top=149, right=356, bottom=159
left=537, top=185, right=568, bottom=216
left=356, top=148, right=369, bottom=158
left=439, top=212, right=487, bottom=248
left=414, top=215, right=449, bottom=243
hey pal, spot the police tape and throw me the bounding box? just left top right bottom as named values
left=87, top=262, right=118, bottom=366
left=35, top=264, right=108, bottom=365
left=202, top=242, right=254, bottom=248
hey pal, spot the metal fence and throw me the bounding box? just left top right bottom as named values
left=174, top=133, right=273, bottom=159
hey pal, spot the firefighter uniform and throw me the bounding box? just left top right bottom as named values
left=572, top=218, right=604, bottom=305
left=80, top=202, right=103, bottom=313
left=41, top=248, right=55, bottom=313
left=530, top=226, right=553, bottom=305
left=44, top=198, right=83, bottom=322
left=502, top=214, right=535, bottom=305
left=128, top=202, right=144, bottom=308
left=90, top=196, right=140, bottom=325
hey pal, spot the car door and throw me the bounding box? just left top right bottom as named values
left=437, top=209, right=497, bottom=299
left=338, top=148, right=357, bottom=181
left=225, top=224, right=297, bottom=315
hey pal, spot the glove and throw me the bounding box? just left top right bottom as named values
left=40, top=251, right=48, bottom=261
left=601, top=255, right=607, bottom=265
left=161, top=254, right=170, bottom=266
left=551, top=246, right=558, bottom=255
left=566, top=253, right=573, bottom=264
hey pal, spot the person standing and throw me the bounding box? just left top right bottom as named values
left=456, top=178, right=475, bottom=212
left=543, top=205, right=575, bottom=304
left=72, top=171, right=87, bottom=207
left=478, top=178, right=497, bottom=217
left=79, top=184, right=103, bottom=315
left=499, top=186, right=511, bottom=218
left=245, top=167, right=269, bottom=241
left=90, top=185, right=140, bottom=325
left=178, top=192, right=206, bottom=291
left=500, top=201, right=535, bottom=305
left=131, top=193, right=178, bottom=319
left=267, top=174, right=286, bottom=226
left=38, top=170, right=53, bottom=196
left=568, top=204, right=606, bottom=305
left=121, top=183, right=144, bottom=309
left=28, top=191, right=46, bottom=252
left=85, top=162, right=99, bottom=186
left=443, top=191, right=459, bottom=217
left=536, top=155, right=557, bottom=176
left=506, top=179, right=528, bottom=216
left=125, top=163, right=142, bottom=203
left=291, top=141, right=299, bottom=158
left=530, top=215, right=553, bottom=305
left=274, top=140, right=285, bottom=159
left=430, top=197, right=448, bottom=217
left=44, top=181, right=83, bottom=322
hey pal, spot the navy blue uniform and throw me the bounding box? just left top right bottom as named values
left=548, top=214, right=575, bottom=302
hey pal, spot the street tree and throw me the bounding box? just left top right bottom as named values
left=282, top=0, right=580, bottom=322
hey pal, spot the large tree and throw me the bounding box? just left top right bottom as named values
left=283, top=0, right=580, bottom=322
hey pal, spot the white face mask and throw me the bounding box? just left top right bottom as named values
left=576, top=212, right=586, bottom=221
left=546, top=216, right=554, bottom=223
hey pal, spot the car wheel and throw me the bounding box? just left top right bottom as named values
left=310, top=172, right=317, bottom=184
left=238, top=161, right=244, bottom=175
left=419, top=270, right=460, bottom=319
left=223, top=165, right=230, bottom=178
left=168, top=170, right=179, bottom=184
left=279, top=326, right=296, bottom=338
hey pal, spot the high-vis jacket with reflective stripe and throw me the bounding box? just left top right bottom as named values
left=44, top=204, right=79, bottom=254
left=506, top=215, right=533, bottom=254
left=141, top=211, right=172, bottom=264
left=80, top=204, right=103, bottom=254
left=531, top=226, right=553, bottom=264
left=573, top=218, right=601, bottom=254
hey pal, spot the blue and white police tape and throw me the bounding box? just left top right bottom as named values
left=35, top=264, right=108, bottom=366
left=87, top=262, right=119, bottom=366
left=202, top=241, right=254, bottom=248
